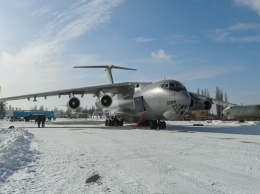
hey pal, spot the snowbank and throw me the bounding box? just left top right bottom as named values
left=169, top=120, right=260, bottom=127
left=0, top=128, right=38, bottom=182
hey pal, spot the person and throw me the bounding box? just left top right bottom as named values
left=36, top=115, right=41, bottom=128
left=42, top=115, right=46, bottom=128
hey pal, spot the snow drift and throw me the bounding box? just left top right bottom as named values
left=0, top=128, right=38, bottom=182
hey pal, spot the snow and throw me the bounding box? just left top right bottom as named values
left=1, top=119, right=260, bottom=194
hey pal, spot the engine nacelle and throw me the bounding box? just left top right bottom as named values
left=95, top=95, right=112, bottom=109
left=189, top=99, right=212, bottom=111
left=189, top=98, right=195, bottom=108
left=203, top=100, right=212, bottom=110
left=67, top=97, right=80, bottom=111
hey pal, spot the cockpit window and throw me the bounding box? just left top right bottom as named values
left=160, top=81, right=186, bottom=91
left=160, top=83, right=169, bottom=88
left=169, top=81, right=185, bottom=89
left=169, top=83, right=176, bottom=87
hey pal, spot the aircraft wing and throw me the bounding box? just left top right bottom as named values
left=0, top=82, right=139, bottom=102
left=189, top=92, right=236, bottom=106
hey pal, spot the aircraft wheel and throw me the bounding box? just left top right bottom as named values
left=105, top=119, right=108, bottom=126
left=158, top=121, right=163, bottom=129
left=158, top=121, right=166, bottom=129
left=108, top=119, right=112, bottom=126
left=162, top=121, right=166, bottom=129
left=150, top=120, right=157, bottom=129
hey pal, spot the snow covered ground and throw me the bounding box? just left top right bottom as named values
left=1, top=119, right=260, bottom=194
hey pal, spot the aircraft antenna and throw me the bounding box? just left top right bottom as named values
left=73, top=65, right=136, bottom=84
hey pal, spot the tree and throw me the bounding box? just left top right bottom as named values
left=224, top=92, right=228, bottom=105
left=215, top=87, right=229, bottom=119
left=39, top=105, right=43, bottom=111
left=0, top=102, right=6, bottom=114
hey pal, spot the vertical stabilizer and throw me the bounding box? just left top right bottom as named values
left=73, top=65, right=136, bottom=84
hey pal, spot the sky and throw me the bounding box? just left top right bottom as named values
left=1, top=0, right=260, bottom=111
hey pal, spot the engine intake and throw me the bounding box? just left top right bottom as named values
left=100, top=95, right=112, bottom=107
left=203, top=100, right=212, bottom=110
left=95, top=95, right=112, bottom=109
left=67, top=97, right=80, bottom=111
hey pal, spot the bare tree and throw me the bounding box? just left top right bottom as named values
left=0, top=102, right=6, bottom=115
left=215, top=87, right=228, bottom=119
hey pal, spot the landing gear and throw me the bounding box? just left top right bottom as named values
left=150, top=120, right=157, bottom=129
left=158, top=120, right=166, bottom=129
left=105, top=117, right=124, bottom=127
left=149, top=120, right=166, bottom=129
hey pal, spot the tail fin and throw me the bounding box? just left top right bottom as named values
left=73, top=65, right=136, bottom=84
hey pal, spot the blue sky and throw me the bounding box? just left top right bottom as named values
left=1, top=0, right=260, bottom=111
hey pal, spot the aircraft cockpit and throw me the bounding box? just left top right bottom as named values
left=160, top=81, right=187, bottom=92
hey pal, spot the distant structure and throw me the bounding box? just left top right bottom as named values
left=5, top=110, right=55, bottom=121
left=223, top=105, right=260, bottom=122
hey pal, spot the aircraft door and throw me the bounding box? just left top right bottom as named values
left=134, top=96, right=146, bottom=112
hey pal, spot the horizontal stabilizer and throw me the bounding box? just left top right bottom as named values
left=73, top=65, right=136, bottom=84
left=74, top=65, right=136, bottom=71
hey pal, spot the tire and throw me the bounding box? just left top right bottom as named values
left=150, top=120, right=157, bottom=129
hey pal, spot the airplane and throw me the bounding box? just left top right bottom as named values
left=0, top=65, right=229, bottom=129
left=222, top=104, right=260, bottom=122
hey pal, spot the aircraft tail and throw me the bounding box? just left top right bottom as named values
left=73, top=65, right=136, bottom=84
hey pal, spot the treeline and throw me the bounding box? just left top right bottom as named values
left=0, top=103, right=96, bottom=115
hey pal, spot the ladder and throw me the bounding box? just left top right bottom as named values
left=134, top=112, right=145, bottom=129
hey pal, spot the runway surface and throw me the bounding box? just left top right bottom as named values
left=1, top=119, right=260, bottom=194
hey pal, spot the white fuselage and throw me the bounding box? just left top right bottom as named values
left=222, top=105, right=260, bottom=119
left=105, top=80, right=191, bottom=122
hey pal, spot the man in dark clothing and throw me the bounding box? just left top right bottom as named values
left=42, top=115, right=46, bottom=128
left=36, top=115, right=41, bottom=128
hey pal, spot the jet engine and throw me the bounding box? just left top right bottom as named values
left=95, top=94, right=112, bottom=109
left=67, top=97, right=80, bottom=111
left=189, top=98, right=195, bottom=108
left=189, top=99, right=212, bottom=111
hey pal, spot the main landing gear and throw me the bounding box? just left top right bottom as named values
left=149, top=120, right=166, bottom=129
left=105, top=117, right=123, bottom=127
left=139, top=119, right=166, bottom=129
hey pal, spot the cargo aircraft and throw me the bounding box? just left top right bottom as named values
left=222, top=104, right=260, bottom=122
left=0, top=65, right=228, bottom=129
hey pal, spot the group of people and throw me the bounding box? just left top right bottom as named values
left=35, top=115, right=46, bottom=128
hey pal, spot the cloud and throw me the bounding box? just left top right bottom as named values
left=206, top=23, right=260, bottom=43
left=167, top=34, right=198, bottom=44
left=134, top=37, right=155, bottom=43
left=32, top=6, right=51, bottom=17
left=233, top=0, right=260, bottom=15
left=151, top=49, right=173, bottom=63
left=0, top=0, right=123, bottom=96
